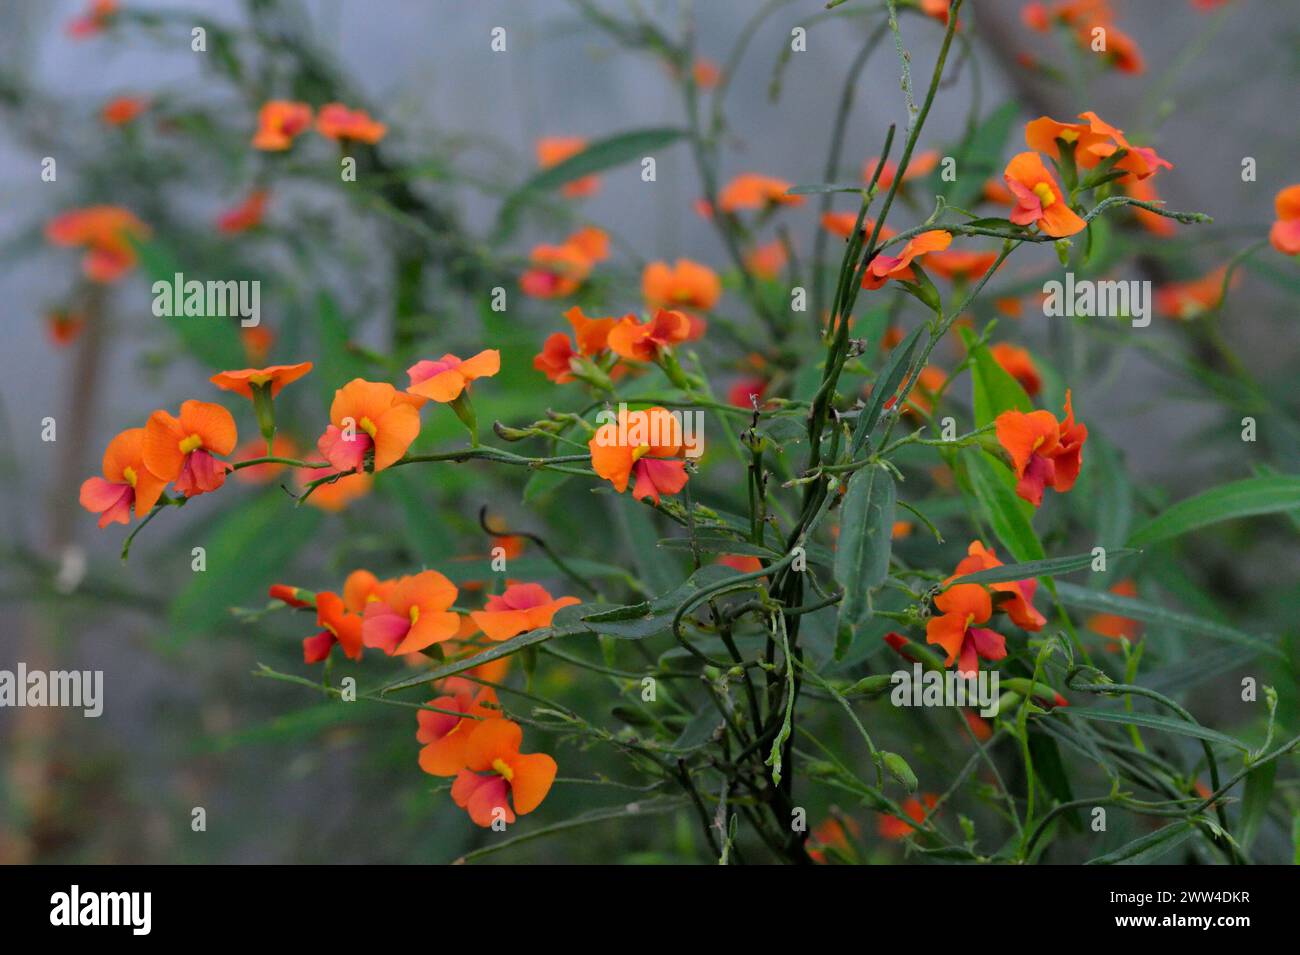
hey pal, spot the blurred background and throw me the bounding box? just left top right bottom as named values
left=0, top=0, right=1296, bottom=863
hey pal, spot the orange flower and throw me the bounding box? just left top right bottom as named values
left=143, top=400, right=238, bottom=497
left=808, top=816, right=861, bottom=863
left=925, top=583, right=1007, bottom=675
left=534, top=333, right=578, bottom=384
left=537, top=136, right=598, bottom=198
left=925, top=248, right=1000, bottom=283
left=1155, top=266, right=1236, bottom=320
left=1096, top=26, right=1144, bottom=74
left=450, top=718, right=557, bottom=827
left=317, top=379, right=421, bottom=473
left=879, top=794, right=938, bottom=839
left=989, top=343, right=1042, bottom=396
left=607, top=308, right=692, bottom=362
left=79, top=428, right=167, bottom=527
left=820, top=212, right=896, bottom=242
left=746, top=240, right=788, bottom=279
left=101, top=96, right=147, bottom=126
left=891, top=520, right=913, bottom=540
left=882, top=364, right=947, bottom=417
left=269, top=583, right=312, bottom=609
left=471, top=583, right=581, bottom=641
left=241, top=326, right=274, bottom=364
left=406, top=350, right=500, bottom=403
left=863, top=149, right=940, bottom=189
left=361, top=570, right=460, bottom=655
left=862, top=230, right=952, bottom=290
left=46, top=310, right=85, bottom=347
left=252, top=100, right=312, bottom=151
left=1088, top=579, right=1142, bottom=650
left=945, top=540, right=1046, bottom=631
left=417, top=677, right=501, bottom=776
left=642, top=258, right=722, bottom=314
left=1003, top=152, right=1086, bottom=237
left=519, top=243, right=592, bottom=298
left=45, top=205, right=149, bottom=283
left=303, top=591, right=364, bottom=663
left=67, top=0, right=117, bottom=37
left=217, top=190, right=270, bottom=234
left=589, top=406, right=691, bottom=504
left=717, top=173, right=803, bottom=213
left=919, top=0, right=957, bottom=25
left=315, top=103, right=387, bottom=144
left=982, top=178, right=1016, bottom=206
left=717, top=554, right=764, bottom=574
left=1269, top=184, right=1300, bottom=255
left=1025, top=111, right=1170, bottom=182
left=994, top=389, right=1088, bottom=507
left=692, top=58, right=721, bottom=88
left=727, top=376, right=767, bottom=408
left=233, top=434, right=299, bottom=484
left=210, top=361, right=312, bottom=400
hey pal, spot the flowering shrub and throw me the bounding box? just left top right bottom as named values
left=9, top=0, right=1298, bottom=865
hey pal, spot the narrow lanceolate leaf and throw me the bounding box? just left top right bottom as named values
left=852, top=324, right=925, bottom=455
left=943, top=549, right=1137, bottom=589
left=966, top=449, right=1044, bottom=563
left=1052, top=581, right=1283, bottom=659
left=960, top=326, right=1034, bottom=427
left=1127, top=476, right=1300, bottom=547
left=494, top=127, right=686, bottom=238
left=1085, top=821, right=1198, bottom=865
left=786, top=182, right=867, bottom=196
left=834, top=465, right=896, bottom=628
left=1239, top=762, right=1276, bottom=851
left=1064, top=708, right=1249, bottom=751
left=583, top=564, right=740, bottom=640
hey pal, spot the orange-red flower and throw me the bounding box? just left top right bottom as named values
left=406, top=350, right=500, bottom=404
left=642, top=258, right=721, bottom=317
left=417, top=677, right=501, bottom=776
left=534, top=307, right=618, bottom=382
left=317, top=379, right=421, bottom=473
left=252, top=100, right=312, bottom=151
left=519, top=227, right=608, bottom=299
left=1026, top=111, right=1170, bottom=182
left=1269, top=184, right=1300, bottom=255
left=46, top=310, right=85, bottom=347
left=67, top=0, right=117, bottom=37
left=537, top=136, right=598, bottom=198
left=101, top=96, right=147, bottom=126
left=1155, top=266, right=1236, bottom=320
left=361, top=570, right=461, bottom=655
left=821, top=212, right=896, bottom=242
left=925, top=583, right=1007, bottom=675
left=450, top=718, right=557, bottom=827
left=1003, top=152, right=1086, bottom=237
left=143, top=400, right=238, bottom=497
left=746, top=240, right=788, bottom=280
left=303, top=591, right=364, bottom=663
left=728, top=376, right=767, bottom=408
left=925, top=248, right=1000, bottom=283
left=863, top=150, right=939, bottom=189
left=989, top=343, right=1042, bottom=396
left=589, top=406, right=691, bottom=504
left=241, top=326, right=274, bottom=364
left=919, top=0, right=957, bottom=26
left=315, top=103, right=387, bottom=143
left=879, top=794, right=938, bottom=839
left=1088, top=579, right=1142, bottom=650
left=717, top=173, right=804, bottom=213
left=210, top=361, right=313, bottom=400
left=80, top=428, right=167, bottom=527
left=862, top=230, right=952, bottom=290
left=808, top=815, right=861, bottom=863
left=534, top=334, right=578, bottom=383
left=607, top=308, right=692, bottom=362
left=995, top=390, right=1087, bottom=506
left=717, top=554, right=764, bottom=574
left=45, top=206, right=149, bottom=283
left=471, top=583, right=581, bottom=641
left=882, top=364, right=948, bottom=417
left=945, top=540, right=1046, bottom=631
left=217, top=190, right=270, bottom=234
left=692, top=58, right=721, bottom=88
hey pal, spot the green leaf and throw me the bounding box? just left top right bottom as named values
left=1052, top=581, right=1283, bottom=659
left=966, top=449, right=1044, bottom=562
left=131, top=238, right=245, bottom=370
left=1065, top=708, right=1249, bottom=750
left=495, top=128, right=686, bottom=238
left=168, top=490, right=321, bottom=643
left=786, top=182, right=866, bottom=196
left=960, top=325, right=1034, bottom=427
left=851, top=324, right=925, bottom=455
left=668, top=709, right=725, bottom=753
left=1086, top=821, right=1198, bottom=865
left=833, top=465, right=896, bottom=630
left=945, top=549, right=1135, bottom=588
left=583, top=565, right=740, bottom=640
left=1128, top=476, right=1300, bottom=547
left=1239, top=761, right=1276, bottom=851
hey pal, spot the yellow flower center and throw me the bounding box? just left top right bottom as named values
left=1031, top=435, right=1046, bottom=453
left=249, top=372, right=272, bottom=386
left=122, top=466, right=138, bottom=488
left=1032, top=182, right=1056, bottom=208
left=630, top=445, right=651, bottom=463
left=492, top=757, right=515, bottom=782
left=409, top=605, right=421, bottom=625
left=1059, top=130, right=1079, bottom=143
left=359, top=416, right=378, bottom=438
left=178, top=434, right=203, bottom=454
